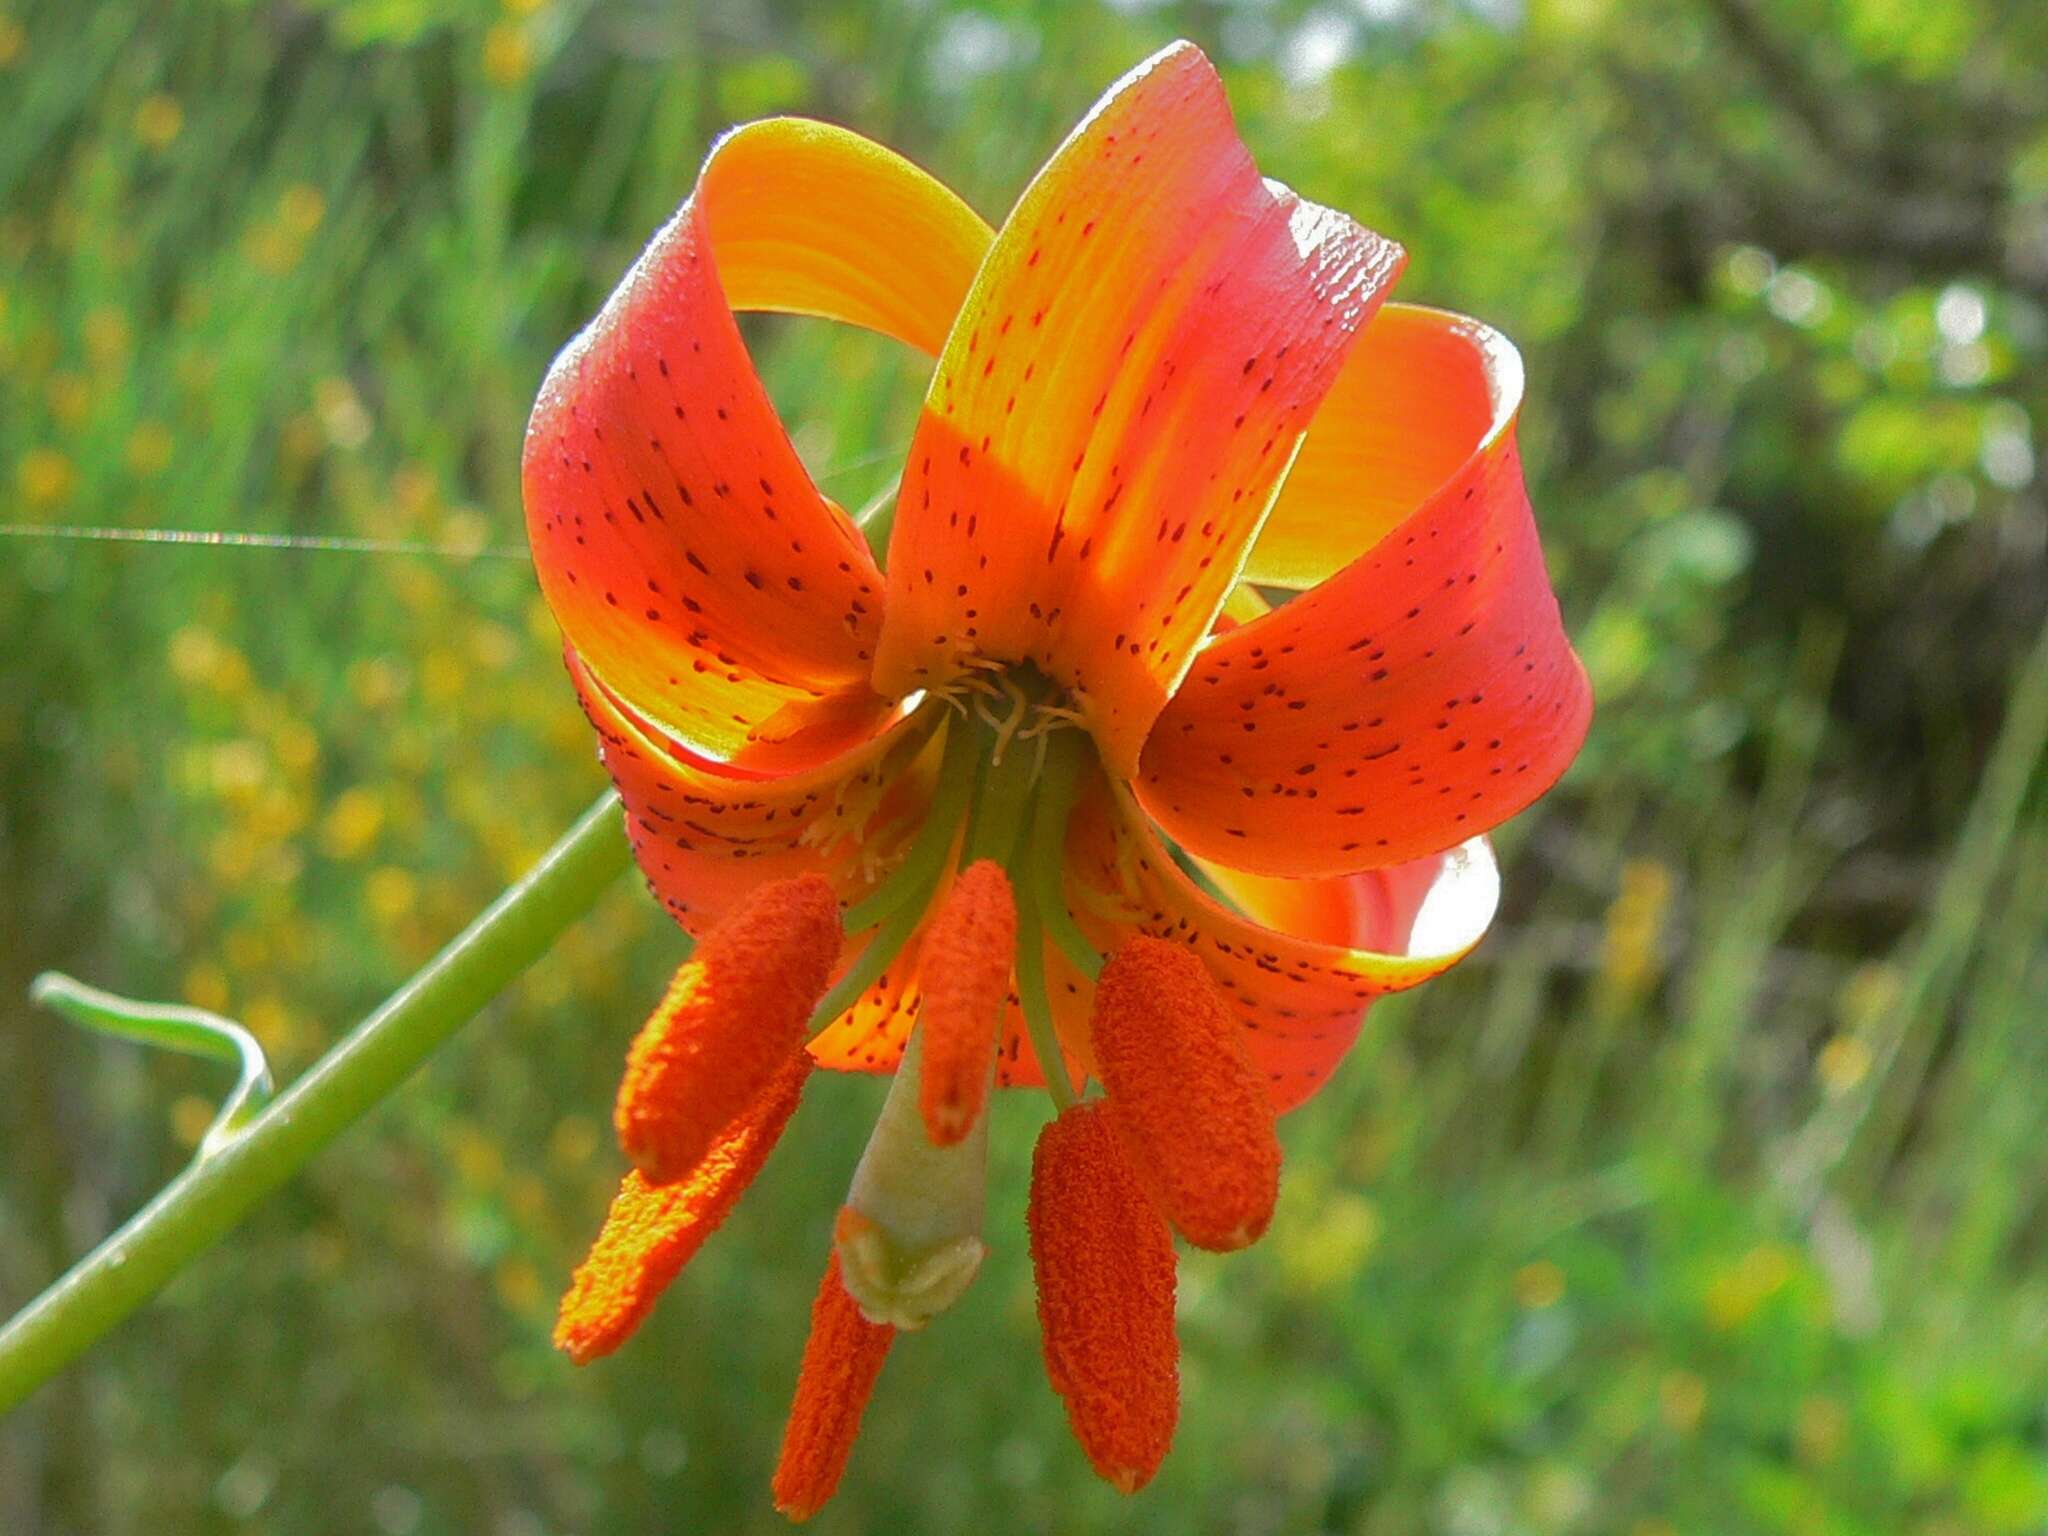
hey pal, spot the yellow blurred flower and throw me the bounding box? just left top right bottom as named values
left=183, top=961, right=231, bottom=1014
left=1837, top=961, right=1899, bottom=1026
left=321, top=785, right=387, bottom=859
left=243, top=995, right=297, bottom=1053
left=1816, top=1033, right=1872, bottom=1096
left=171, top=1094, right=216, bottom=1149
left=507, top=1173, right=551, bottom=1223
left=1276, top=1188, right=1380, bottom=1294
left=1658, top=1370, right=1707, bottom=1434
left=1514, top=1260, right=1567, bottom=1310
left=391, top=463, right=438, bottom=518
left=244, top=222, right=301, bottom=275
left=482, top=22, right=533, bottom=87
left=210, top=738, right=269, bottom=800
left=167, top=624, right=253, bottom=693
left=277, top=411, right=324, bottom=469
left=278, top=183, right=325, bottom=237
left=1525, top=1464, right=1592, bottom=1529
left=17, top=446, right=77, bottom=506
left=1795, top=1395, right=1847, bottom=1466
left=1705, top=1242, right=1796, bottom=1330
left=494, top=1257, right=545, bottom=1317
left=246, top=784, right=309, bottom=843
left=421, top=647, right=468, bottom=703
left=45, top=371, right=92, bottom=426
left=525, top=595, right=562, bottom=647
left=126, top=419, right=176, bottom=477
left=448, top=1121, right=505, bottom=1189
left=223, top=926, right=269, bottom=972
left=272, top=717, right=320, bottom=777
left=209, top=829, right=262, bottom=883
left=0, top=15, right=24, bottom=69
left=1598, top=858, right=1672, bottom=1000
left=348, top=656, right=406, bottom=711
left=83, top=306, right=131, bottom=368
left=548, top=1114, right=601, bottom=1170
left=365, top=865, right=418, bottom=925
left=134, top=92, right=183, bottom=149
left=174, top=349, right=216, bottom=400
left=441, top=507, right=491, bottom=559
left=314, top=375, right=372, bottom=450
left=471, top=620, right=519, bottom=671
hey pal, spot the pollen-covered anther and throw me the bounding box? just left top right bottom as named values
left=1089, top=935, right=1283, bottom=1251
left=916, top=859, right=1018, bottom=1145
left=772, top=1251, right=896, bottom=1522
left=614, top=873, right=841, bottom=1184
left=1028, top=1101, right=1179, bottom=1493
left=556, top=1049, right=811, bottom=1365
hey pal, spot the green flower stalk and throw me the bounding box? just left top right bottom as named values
left=0, top=791, right=630, bottom=1415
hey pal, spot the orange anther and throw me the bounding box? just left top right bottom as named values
left=1028, top=1100, right=1178, bottom=1493
left=916, top=859, right=1017, bottom=1145
left=771, top=1252, right=896, bottom=1521
left=1089, top=935, right=1282, bottom=1251
left=615, top=873, right=840, bottom=1183
left=556, top=1049, right=811, bottom=1364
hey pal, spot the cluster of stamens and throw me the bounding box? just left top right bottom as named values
left=554, top=670, right=1285, bottom=1517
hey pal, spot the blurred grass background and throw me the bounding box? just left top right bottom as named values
left=3, top=0, right=2046, bottom=1531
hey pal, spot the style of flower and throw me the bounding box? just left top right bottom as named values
left=527, top=41, right=1590, bottom=1518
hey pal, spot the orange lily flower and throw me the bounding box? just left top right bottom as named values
left=532, top=41, right=1589, bottom=1515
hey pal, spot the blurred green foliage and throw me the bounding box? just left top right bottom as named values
left=3, top=0, right=2046, bottom=1531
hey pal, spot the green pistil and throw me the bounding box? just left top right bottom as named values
left=809, top=878, right=932, bottom=1037
left=972, top=709, right=1083, bottom=1110
left=807, top=675, right=1104, bottom=1114
left=1026, top=728, right=1105, bottom=984
left=1012, top=896, right=1075, bottom=1110
left=840, top=709, right=981, bottom=935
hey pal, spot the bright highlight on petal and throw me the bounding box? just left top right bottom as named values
left=1090, top=936, right=1282, bottom=1250
left=1028, top=1101, right=1179, bottom=1493
left=615, top=874, right=840, bottom=1183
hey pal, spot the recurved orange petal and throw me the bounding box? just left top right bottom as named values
left=1138, top=306, right=1591, bottom=876
left=569, top=647, right=939, bottom=935
left=525, top=118, right=989, bottom=768
left=1064, top=775, right=1499, bottom=1111
left=872, top=42, right=1403, bottom=775
left=1241, top=302, right=1505, bottom=587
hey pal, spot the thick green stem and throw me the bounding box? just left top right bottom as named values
left=0, top=791, right=632, bottom=1415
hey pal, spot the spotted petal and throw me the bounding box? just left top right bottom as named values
left=1137, top=305, right=1592, bottom=876
left=1063, top=775, right=1498, bottom=1112
left=525, top=118, right=991, bottom=769
left=871, top=41, right=1403, bottom=775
